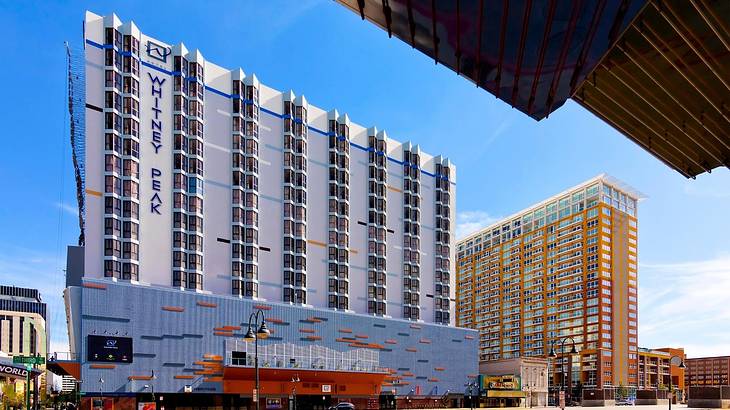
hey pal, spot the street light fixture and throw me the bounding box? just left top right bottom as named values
left=291, top=375, right=300, bottom=410
left=143, top=370, right=157, bottom=402
left=667, top=356, right=686, bottom=410
left=244, top=309, right=270, bottom=410
left=548, top=337, right=578, bottom=407
left=98, top=378, right=104, bottom=410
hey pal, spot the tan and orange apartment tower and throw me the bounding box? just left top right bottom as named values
left=638, top=347, right=686, bottom=394
left=456, top=175, right=641, bottom=389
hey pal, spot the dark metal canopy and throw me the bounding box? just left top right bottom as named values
left=336, top=0, right=730, bottom=178
left=336, top=0, right=645, bottom=120
left=574, top=0, right=730, bottom=178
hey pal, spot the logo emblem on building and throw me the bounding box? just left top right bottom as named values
left=146, top=40, right=171, bottom=63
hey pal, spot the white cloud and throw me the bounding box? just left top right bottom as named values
left=456, top=210, right=500, bottom=239
left=638, top=254, right=730, bottom=358
left=54, top=201, right=79, bottom=217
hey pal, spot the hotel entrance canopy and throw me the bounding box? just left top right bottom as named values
left=336, top=0, right=730, bottom=178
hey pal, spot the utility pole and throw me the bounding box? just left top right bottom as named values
left=25, top=364, right=31, bottom=410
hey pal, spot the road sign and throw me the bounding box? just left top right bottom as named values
left=252, top=388, right=258, bottom=403
left=12, top=356, right=45, bottom=365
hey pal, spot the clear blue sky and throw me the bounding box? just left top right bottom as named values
left=1, top=1, right=728, bottom=358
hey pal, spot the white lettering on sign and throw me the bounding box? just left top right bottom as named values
left=0, top=365, right=29, bottom=378
left=148, top=72, right=166, bottom=215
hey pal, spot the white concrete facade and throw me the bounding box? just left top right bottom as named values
left=82, top=11, right=455, bottom=324
left=480, top=358, right=550, bottom=407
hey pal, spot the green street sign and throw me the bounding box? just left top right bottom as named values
left=12, top=355, right=45, bottom=365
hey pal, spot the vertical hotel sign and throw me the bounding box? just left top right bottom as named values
left=146, top=41, right=170, bottom=215
left=137, top=37, right=174, bottom=283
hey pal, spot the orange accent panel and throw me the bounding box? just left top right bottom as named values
left=419, top=338, right=431, bottom=344
left=194, top=370, right=221, bottom=375
left=268, top=318, right=285, bottom=324
left=355, top=334, right=369, bottom=339
left=306, top=317, right=322, bottom=323
left=335, top=337, right=355, bottom=343
left=387, top=185, right=403, bottom=193
left=464, top=335, right=475, bottom=340
left=405, top=348, right=418, bottom=352
left=434, top=367, right=445, bottom=371
left=409, top=324, right=422, bottom=329
left=299, top=328, right=316, bottom=333
left=196, top=301, right=217, bottom=308
left=174, top=375, right=194, bottom=379
left=162, top=306, right=184, bottom=312
left=347, top=343, right=384, bottom=350
left=214, top=331, right=233, bottom=336
left=203, top=354, right=224, bottom=361
left=90, top=364, right=116, bottom=369
left=428, top=378, right=440, bottom=382
left=85, top=188, right=103, bottom=197
left=222, top=367, right=386, bottom=396
left=384, top=339, right=398, bottom=344
left=253, top=304, right=272, bottom=311
left=83, top=282, right=107, bottom=290
left=350, top=249, right=359, bottom=255
left=338, top=328, right=353, bottom=333
left=128, top=376, right=153, bottom=381
left=402, top=372, right=414, bottom=377
left=306, top=239, right=327, bottom=247
left=304, top=336, right=322, bottom=341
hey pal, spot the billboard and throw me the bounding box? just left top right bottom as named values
left=480, top=375, right=521, bottom=390
left=87, top=335, right=133, bottom=363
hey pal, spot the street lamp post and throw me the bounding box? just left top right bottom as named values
left=667, top=356, right=686, bottom=410
left=291, top=375, right=300, bottom=410
left=549, top=337, right=578, bottom=407
left=98, top=378, right=104, bottom=410
left=465, top=382, right=478, bottom=410
left=143, top=370, right=156, bottom=403
left=243, top=309, right=271, bottom=410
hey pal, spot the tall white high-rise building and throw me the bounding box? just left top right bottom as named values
left=81, top=12, right=456, bottom=325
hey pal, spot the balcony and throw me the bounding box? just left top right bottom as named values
left=224, top=340, right=386, bottom=373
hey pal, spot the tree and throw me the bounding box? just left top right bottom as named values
left=1, top=382, right=23, bottom=409
left=616, top=384, right=629, bottom=399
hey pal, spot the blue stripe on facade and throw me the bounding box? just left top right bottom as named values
left=204, top=179, right=229, bottom=190
left=85, top=39, right=111, bottom=49
left=260, top=107, right=282, bottom=118
left=140, top=60, right=174, bottom=76
left=308, top=126, right=328, bottom=136
left=85, top=39, right=454, bottom=184
left=260, top=194, right=283, bottom=203
left=204, top=85, right=231, bottom=99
